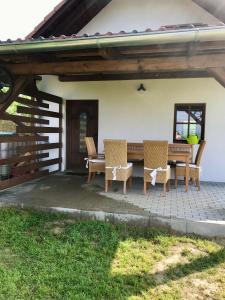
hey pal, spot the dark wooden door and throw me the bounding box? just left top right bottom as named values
left=66, top=100, right=98, bottom=170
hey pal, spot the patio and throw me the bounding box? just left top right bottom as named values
left=0, top=173, right=225, bottom=237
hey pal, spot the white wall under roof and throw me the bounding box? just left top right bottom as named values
left=38, top=76, right=225, bottom=183
left=79, top=0, right=220, bottom=35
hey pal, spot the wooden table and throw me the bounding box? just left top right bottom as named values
left=127, top=143, right=191, bottom=192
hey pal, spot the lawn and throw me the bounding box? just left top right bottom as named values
left=0, top=208, right=224, bottom=299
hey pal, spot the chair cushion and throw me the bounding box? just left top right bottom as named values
left=106, top=162, right=133, bottom=169
left=144, top=165, right=170, bottom=171
left=89, top=159, right=105, bottom=163
left=176, top=163, right=200, bottom=169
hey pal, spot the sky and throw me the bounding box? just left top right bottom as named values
left=0, top=0, right=60, bottom=40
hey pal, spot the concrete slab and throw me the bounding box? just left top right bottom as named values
left=0, top=173, right=225, bottom=238
left=0, top=174, right=148, bottom=217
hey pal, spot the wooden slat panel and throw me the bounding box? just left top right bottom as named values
left=17, top=127, right=61, bottom=134
left=0, top=170, right=49, bottom=190
left=58, top=100, right=62, bottom=171
left=0, top=112, right=49, bottom=125
left=16, top=97, right=49, bottom=109
left=17, top=143, right=62, bottom=153
left=0, top=153, right=49, bottom=166
left=17, top=106, right=62, bottom=118
left=0, top=76, right=29, bottom=112
left=36, top=91, right=63, bottom=104
left=0, top=135, right=49, bottom=143
left=13, top=158, right=61, bottom=174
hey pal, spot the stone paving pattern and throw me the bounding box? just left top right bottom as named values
left=93, top=177, right=225, bottom=223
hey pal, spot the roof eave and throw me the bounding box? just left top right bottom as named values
left=1, top=26, right=225, bottom=55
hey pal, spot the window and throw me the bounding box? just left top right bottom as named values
left=173, top=103, right=206, bottom=143
left=79, top=112, right=87, bottom=152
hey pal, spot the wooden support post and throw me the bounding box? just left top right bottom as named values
left=208, top=67, right=225, bottom=88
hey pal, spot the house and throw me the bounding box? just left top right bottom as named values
left=0, top=0, right=225, bottom=190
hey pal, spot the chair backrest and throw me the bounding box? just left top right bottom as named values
left=143, top=140, right=168, bottom=169
left=104, top=139, right=127, bottom=167
left=195, top=140, right=206, bottom=166
left=85, top=137, right=97, bottom=157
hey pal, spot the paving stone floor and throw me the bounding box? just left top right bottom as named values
left=88, top=176, right=225, bottom=223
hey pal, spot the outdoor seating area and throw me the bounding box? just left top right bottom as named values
left=84, top=137, right=206, bottom=195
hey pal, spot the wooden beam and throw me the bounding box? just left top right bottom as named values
left=0, top=153, right=49, bottom=166
left=13, top=158, right=61, bottom=174
left=16, top=96, right=49, bottom=109
left=0, top=112, right=49, bottom=125
left=59, top=70, right=210, bottom=82
left=58, top=100, right=62, bottom=172
left=207, top=67, right=225, bottom=88
left=193, top=0, right=225, bottom=24
left=0, top=170, right=49, bottom=190
left=6, top=53, right=225, bottom=75
left=0, top=135, right=49, bottom=143
left=17, top=143, right=62, bottom=153
left=17, top=106, right=62, bottom=118
left=0, top=76, right=30, bottom=112
left=36, top=91, right=62, bottom=104
left=17, top=126, right=62, bottom=134
left=98, top=48, right=121, bottom=59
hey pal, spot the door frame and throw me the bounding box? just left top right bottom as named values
left=65, top=99, right=99, bottom=170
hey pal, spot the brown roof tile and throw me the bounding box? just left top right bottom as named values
left=0, top=23, right=218, bottom=45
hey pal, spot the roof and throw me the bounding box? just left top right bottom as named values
left=26, top=0, right=112, bottom=39
left=26, top=0, right=225, bottom=41
left=1, top=23, right=214, bottom=45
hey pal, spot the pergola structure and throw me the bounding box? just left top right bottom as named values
left=1, top=23, right=225, bottom=189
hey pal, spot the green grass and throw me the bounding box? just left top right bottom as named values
left=0, top=208, right=224, bottom=299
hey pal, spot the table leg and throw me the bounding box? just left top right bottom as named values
left=185, top=157, right=189, bottom=192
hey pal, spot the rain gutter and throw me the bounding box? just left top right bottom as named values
left=0, top=26, right=225, bottom=54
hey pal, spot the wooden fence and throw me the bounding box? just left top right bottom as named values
left=0, top=86, right=63, bottom=190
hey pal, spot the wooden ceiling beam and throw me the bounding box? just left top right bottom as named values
left=208, top=67, right=225, bottom=88
left=192, top=0, right=225, bottom=24
left=4, top=53, right=225, bottom=75
left=1, top=41, right=225, bottom=65
left=59, top=71, right=210, bottom=82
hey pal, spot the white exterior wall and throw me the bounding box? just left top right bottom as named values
left=79, top=0, right=220, bottom=35
left=36, top=0, right=224, bottom=180
left=38, top=76, right=225, bottom=183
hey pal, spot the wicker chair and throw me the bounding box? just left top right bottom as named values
left=143, top=140, right=170, bottom=195
left=104, top=139, right=133, bottom=194
left=84, top=137, right=105, bottom=183
left=175, top=140, right=206, bottom=191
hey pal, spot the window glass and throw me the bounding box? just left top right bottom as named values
left=174, top=104, right=205, bottom=143
left=79, top=112, right=87, bottom=152
left=177, top=109, right=189, bottom=122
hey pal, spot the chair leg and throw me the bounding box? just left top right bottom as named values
left=175, top=170, right=178, bottom=188
left=123, top=181, right=127, bottom=195
left=163, top=183, right=167, bottom=195
left=144, top=179, right=147, bottom=195
left=166, top=180, right=170, bottom=192
left=128, top=177, right=132, bottom=189
left=197, top=178, right=200, bottom=191
left=92, top=172, right=96, bottom=180
left=87, top=172, right=92, bottom=183
left=105, top=180, right=108, bottom=193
